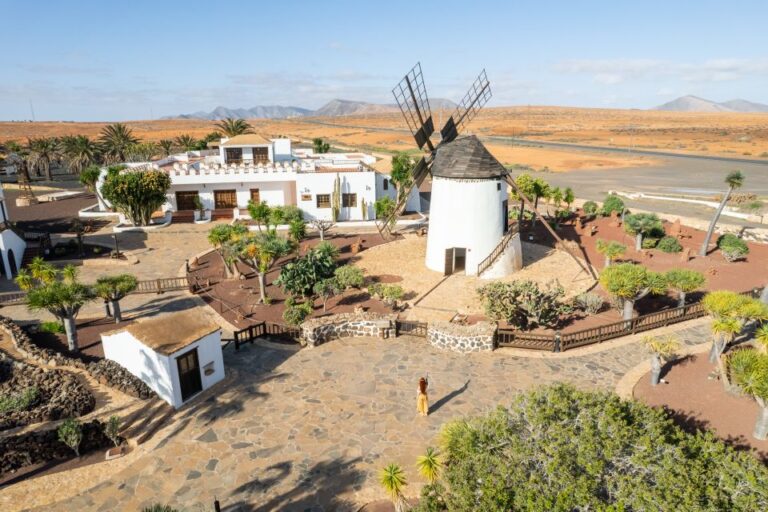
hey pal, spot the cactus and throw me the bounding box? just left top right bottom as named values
left=332, top=173, right=341, bottom=222
left=361, top=198, right=367, bottom=220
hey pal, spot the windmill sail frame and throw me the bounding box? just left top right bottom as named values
left=392, top=62, right=435, bottom=150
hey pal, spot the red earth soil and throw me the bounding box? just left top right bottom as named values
left=27, top=316, right=134, bottom=362
left=189, top=233, right=398, bottom=329
left=634, top=353, right=768, bottom=462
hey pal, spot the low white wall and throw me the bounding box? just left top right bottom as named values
left=296, top=172, right=378, bottom=221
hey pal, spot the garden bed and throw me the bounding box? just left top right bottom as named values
left=44, top=242, right=111, bottom=262
left=634, top=353, right=768, bottom=462
left=188, top=233, right=397, bottom=329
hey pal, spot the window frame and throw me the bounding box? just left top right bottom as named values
left=316, top=194, right=331, bottom=209
left=342, top=193, right=357, bottom=208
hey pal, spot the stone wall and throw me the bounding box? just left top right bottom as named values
left=0, top=354, right=95, bottom=431
left=301, top=313, right=397, bottom=347
left=0, top=419, right=112, bottom=475
left=0, top=316, right=154, bottom=400
left=427, top=321, right=496, bottom=353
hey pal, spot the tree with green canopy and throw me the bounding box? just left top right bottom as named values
left=174, top=134, right=198, bottom=152
left=599, top=263, right=667, bottom=320
left=101, top=168, right=171, bottom=226
left=248, top=200, right=271, bottom=232
left=595, top=239, right=626, bottom=268
left=727, top=348, right=768, bottom=439
left=94, top=274, right=138, bottom=323
left=276, top=244, right=337, bottom=299
left=27, top=137, right=59, bottom=180
left=60, top=135, right=100, bottom=174
left=642, top=334, right=681, bottom=385
left=390, top=152, right=415, bottom=201
left=700, top=170, right=745, bottom=256
left=312, top=138, right=330, bottom=153
left=21, top=262, right=95, bottom=351
left=623, top=212, right=664, bottom=251
left=665, top=268, right=706, bottom=308
left=99, top=123, right=139, bottom=164
left=158, top=139, right=175, bottom=157
left=207, top=224, right=249, bottom=279
left=214, top=117, right=254, bottom=137
left=238, top=233, right=292, bottom=303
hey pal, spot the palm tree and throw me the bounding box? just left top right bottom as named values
left=99, top=123, right=139, bottom=164
left=15, top=256, right=57, bottom=290
left=380, top=463, right=409, bottom=512
left=215, top=118, right=254, bottom=137
left=25, top=264, right=95, bottom=351
left=595, top=239, right=626, bottom=268
left=642, top=334, right=680, bottom=385
left=159, top=139, right=175, bottom=157
left=61, top=135, right=100, bottom=173
left=239, top=233, right=292, bottom=303
left=94, top=274, right=138, bottom=323
left=699, top=170, right=745, bottom=256
left=27, top=137, right=59, bottom=181
left=416, top=447, right=441, bottom=484
left=727, top=348, right=768, bottom=439
left=174, top=134, right=198, bottom=152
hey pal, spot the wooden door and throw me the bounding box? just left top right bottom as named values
left=175, top=191, right=199, bottom=211
left=176, top=348, right=202, bottom=402
left=250, top=188, right=260, bottom=204
left=444, top=248, right=454, bottom=276
left=214, top=190, right=237, bottom=209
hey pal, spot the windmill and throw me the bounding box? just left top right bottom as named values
left=379, top=63, right=595, bottom=280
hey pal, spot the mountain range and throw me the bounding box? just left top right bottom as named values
left=163, top=98, right=459, bottom=120
left=654, top=95, right=768, bottom=113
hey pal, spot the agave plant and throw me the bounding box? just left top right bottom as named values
left=727, top=348, right=768, bottom=439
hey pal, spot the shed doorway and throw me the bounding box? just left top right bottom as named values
left=176, top=348, right=202, bottom=401
left=443, top=247, right=466, bottom=276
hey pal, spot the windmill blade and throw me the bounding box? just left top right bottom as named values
left=504, top=174, right=597, bottom=281
left=376, top=156, right=430, bottom=239
left=440, top=69, right=492, bottom=143
left=392, top=63, right=435, bottom=151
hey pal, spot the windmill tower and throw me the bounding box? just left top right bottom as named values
left=379, top=63, right=595, bottom=280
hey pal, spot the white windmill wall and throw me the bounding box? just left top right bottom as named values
left=425, top=176, right=507, bottom=276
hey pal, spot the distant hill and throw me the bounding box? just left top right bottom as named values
left=163, top=98, right=458, bottom=120
left=654, top=95, right=768, bottom=113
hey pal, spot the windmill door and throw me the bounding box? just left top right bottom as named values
left=444, top=249, right=454, bottom=276
left=502, top=199, right=509, bottom=233
left=454, top=248, right=466, bottom=272
left=176, top=348, right=203, bottom=402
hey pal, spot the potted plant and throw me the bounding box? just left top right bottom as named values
left=192, top=196, right=208, bottom=222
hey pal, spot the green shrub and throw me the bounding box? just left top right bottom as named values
left=477, top=280, right=571, bottom=329
left=574, top=293, right=603, bottom=315
left=717, top=233, right=749, bottom=262
left=0, top=386, right=39, bottom=413
left=582, top=201, right=598, bottom=215
left=334, top=265, right=365, bottom=289
left=601, top=194, right=625, bottom=216
left=105, top=415, right=121, bottom=447
left=369, top=283, right=405, bottom=305
left=416, top=385, right=768, bottom=511
left=282, top=301, right=312, bottom=326
left=642, top=237, right=660, bottom=249
left=58, top=418, right=83, bottom=457
left=657, top=236, right=683, bottom=253
left=40, top=321, right=64, bottom=333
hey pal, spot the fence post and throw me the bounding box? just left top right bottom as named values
left=156, top=278, right=162, bottom=294
left=185, top=259, right=190, bottom=273
left=553, top=331, right=561, bottom=353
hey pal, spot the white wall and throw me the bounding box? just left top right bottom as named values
left=102, top=331, right=176, bottom=405
left=296, top=172, right=378, bottom=221
left=272, top=138, right=292, bottom=161
left=102, top=329, right=224, bottom=409
left=425, top=177, right=507, bottom=276
left=0, top=229, right=25, bottom=279
left=220, top=144, right=273, bottom=164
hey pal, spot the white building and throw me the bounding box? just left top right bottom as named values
left=98, top=135, right=421, bottom=223
left=101, top=311, right=224, bottom=408
left=0, top=184, right=26, bottom=279
left=425, top=136, right=521, bottom=277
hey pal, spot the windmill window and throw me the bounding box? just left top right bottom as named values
left=342, top=193, right=357, bottom=207
left=497, top=183, right=501, bottom=191
left=316, top=194, right=331, bottom=208
left=383, top=179, right=389, bottom=190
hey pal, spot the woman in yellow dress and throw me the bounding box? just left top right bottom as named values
left=417, top=377, right=429, bottom=416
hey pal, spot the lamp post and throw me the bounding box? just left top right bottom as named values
left=112, top=233, right=120, bottom=259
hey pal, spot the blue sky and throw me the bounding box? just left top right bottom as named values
left=1, top=0, right=767, bottom=121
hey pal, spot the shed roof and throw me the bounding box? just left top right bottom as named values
left=430, top=135, right=507, bottom=180
left=106, top=310, right=220, bottom=356
left=221, top=134, right=271, bottom=147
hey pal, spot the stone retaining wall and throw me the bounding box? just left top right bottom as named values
left=0, top=354, right=95, bottom=431
left=427, top=321, right=496, bottom=353
left=0, top=316, right=154, bottom=399
left=301, top=313, right=397, bottom=347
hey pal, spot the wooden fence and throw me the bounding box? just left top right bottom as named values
left=395, top=320, right=428, bottom=338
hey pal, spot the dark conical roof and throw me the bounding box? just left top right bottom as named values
left=430, top=135, right=507, bottom=180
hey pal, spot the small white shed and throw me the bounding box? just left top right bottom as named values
left=101, top=311, right=224, bottom=408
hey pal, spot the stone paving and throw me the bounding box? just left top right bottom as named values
left=3, top=320, right=711, bottom=512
